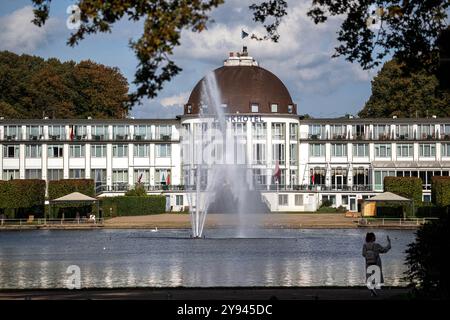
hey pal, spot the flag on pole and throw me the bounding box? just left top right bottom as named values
left=311, top=173, right=315, bottom=185
left=273, top=160, right=281, bottom=183
left=241, top=29, right=249, bottom=39
left=161, top=173, right=165, bottom=185
left=70, top=126, right=74, bottom=141
left=166, top=173, right=171, bottom=185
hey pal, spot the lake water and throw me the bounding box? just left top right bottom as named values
left=0, top=228, right=416, bottom=289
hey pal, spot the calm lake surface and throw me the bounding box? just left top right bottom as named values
left=0, top=228, right=415, bottom=289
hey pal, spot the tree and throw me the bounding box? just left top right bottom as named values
left=30, top=1, right=448, bottom=106
left=405, top=214, right=450, bottom=298
left=358, top=59, right=450, bottom=118
left=0, top=51, right=129, bottom=119
left=307, top=1, right=449, bottom=72
left=30, top=0, right=288, bottom=105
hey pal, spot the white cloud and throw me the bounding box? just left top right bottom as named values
left=0, top=6, right=59, bottom=53
left=160, top=91, right=190, bottom=108
left=174, top=0, right=376, bottom=100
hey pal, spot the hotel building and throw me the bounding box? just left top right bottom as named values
left=1, top=48, right=450, bottom=212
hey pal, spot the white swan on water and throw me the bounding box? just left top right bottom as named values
left=151, top=227, right=158, bottom=232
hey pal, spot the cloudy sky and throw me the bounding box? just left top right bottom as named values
left=0, top=0, right=380, bottom=119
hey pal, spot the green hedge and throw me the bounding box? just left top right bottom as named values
left=48, top=179, right=95, bottom=200
left=431, top=176, right=450, bottom=207
left=100, top=195, right=165, bottom=217
left=384, top=176, right=422, bottom=204
left=0, top=179, right=46, bottom=218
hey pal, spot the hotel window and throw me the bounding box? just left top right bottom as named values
left=25, top=169, right=41, bottom=179
left=48, top=145, right=64, bottom=158
left=156, top=144, right=171, bottom=157
left=48, top=125, right=64, bottom=140
left=251, top=103, right=259, bottom=113
left=155, top=169, right=171, bottom=185
left=69, top=145, right=85, bottom=158
left=113, top=144, right=128, bottom=157
left=134, top=144, right=149, bottom=157
left=71, top=125, right=87, bottom=140
left=353, top=167, right=370, bottom=186
left=233, top=123, right=247, bottom=139
left=331, top=168, right=347, bottom=189
left=271, top=103, right=278, bottom=113
left=289, top=144, right=298, bottom=165
left=374, top=125, right=391, bottom=140
left=134, top=125, right=151, bottom=140
left=374, top=170, right=396, bottom=191
left=352, top=124, right=368, bottom=140
left=69, top=169, right=85, bottom=179
left=289, top=123, right=298, bottom=140
left=91, top=169, right=107, bottom=185
left=253, top=169, right=267, bottom=186
left=252, top=144, right=266, bottom=164
left=176, top=195, right=184, bottom=206
left=342, top=195, right=349, bottom=205
left=26, top=125, right=43, bottom=140
left=134, top=169, right=150, bottom=184
left=3, top=145, right=19, bottom=158
left=252, top=123, right=266, bottom=140
left=3, top=169, right=19, bottom=180
left=272, top=143, right=285, bottom=165
left=156, top=125, right=172, bottom=140
left=112, top=170, right=128, bottom=185
left=397, top=144, right=413, bottom=158
left=91, top=145, right=107, bottom=158
left=353, top=144, right=369, bottom=157
left=113, top=125, right=129, bottom=140
left=295, top=194, right=303, bottom=206
left=25, top=145, right=42, bottom=158
left=330, top=125, right=346, bottom=139
left=92, top=125, right=108, bottom=140
left=322, top=195, right=336, bottom=206
left=278, top=194, right=288, bottom=206
left=272, top=123, right=285, bottom=140
left=311, top=168, right=326, bottom=185
left=3, top=125, right=20, bottom=140
left=442, top=144, right=450, bottom=157
left=418, top=124, right=435, bottom=139
left=331, top=144, right=347, bottom=157
left=310, top=144, right=325, bottom=157
left=441, top=124, right=450, bottom=139
left=309, top=125, right=325, bottom=139
left=396, top=125, right=413, bottom=140
left=287, top=104, right=293, bottom=114
left=375, top=144, right=391, bottom=157
left=419, top=144, right=436, bottom=157
left=47, top=169, right=63, bottom=181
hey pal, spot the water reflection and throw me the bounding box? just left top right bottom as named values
left=0, top=229, right=415, bottom=288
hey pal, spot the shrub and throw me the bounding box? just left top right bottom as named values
left=0, top=179, right=46, bottom=218
left=48, top=179, right=95, bottom=200
left=405, top=214, right=450, bottom=298
left=125, top=183, right=147, bottom=197
left=101, top=195, right=165, bottom=217
left=431, top=176, right=450, bottom=208
left=384, top=176, right=422, bottom=204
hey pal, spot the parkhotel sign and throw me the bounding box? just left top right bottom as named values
left=225, top=115, right=263, bottom=123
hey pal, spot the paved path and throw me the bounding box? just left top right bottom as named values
left=0, top=287, right=410, bottom=300
left=104, top=213, right=359, bottom=229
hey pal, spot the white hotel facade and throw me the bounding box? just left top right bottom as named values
left=1, top=49, right=450, bottom=212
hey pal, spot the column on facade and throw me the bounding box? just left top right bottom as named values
left=266, top=120, right=272, bottom=190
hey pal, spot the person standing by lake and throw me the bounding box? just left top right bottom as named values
left=362, top=232, right=391, bottom=296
